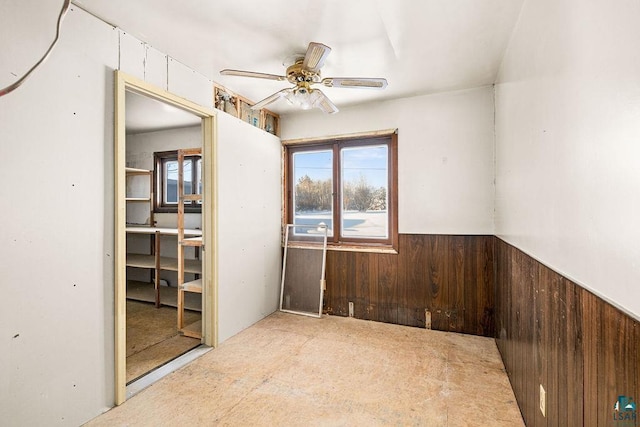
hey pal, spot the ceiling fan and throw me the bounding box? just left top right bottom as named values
left=220, top=42, right=388, bottom=114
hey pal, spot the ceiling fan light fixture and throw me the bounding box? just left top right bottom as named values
left=285, top=87, right=322, bottom=110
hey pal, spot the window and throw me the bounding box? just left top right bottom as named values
left=285, top=133, right=397, bottom=248
left=154, top=150, right=202, bottom=213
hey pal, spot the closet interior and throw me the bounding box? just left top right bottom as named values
left=124, top=91, right=204, bottom=383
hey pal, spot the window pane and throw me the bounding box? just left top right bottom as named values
left=183, top=160, right=192, bottom=200
left=292, top=150, right=333, bottom=237
left=340, top=145, right=389, bottom=239
left=164, top=159, right=196, bottom=205
left=164, top=160, right=178, bottom=204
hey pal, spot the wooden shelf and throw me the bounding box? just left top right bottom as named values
left=125, top=167, right=152, bottom=175
left=180, top=278, right=202, bottom=293
left=126, top=253, right=156, bottom=269
left=125, top=197, right=152, bottom=202
left=127, top=280, right=201, bottom=311
left=180, top=319, right=202, bottom=339
left=126, top=254, right=201, bottom=274
left=126, top=226, right=202, bottom=237
left=182, top=194, right=202, bottom=202
left=161, top=257, right=202, bottom=274
left=181, top=236, right=203, bottom=247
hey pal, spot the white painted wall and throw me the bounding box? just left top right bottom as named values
left=280, top=87, right=496, bottom=235
left=495, top=0, right=640, bottom=318
left=127, top=126, right=202, bottom=164
left=216, top=113, right=282, bottom=342
left=0, top=5, right=282, bottom=425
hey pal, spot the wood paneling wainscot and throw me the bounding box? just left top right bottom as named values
left=495, top=237, right=640, bottom=426
left=324, top=234, right=495, bottom=337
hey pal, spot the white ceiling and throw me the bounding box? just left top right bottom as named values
left=125, top=91, right=201, bottom=134
left=75, top=0, right=523, bottom=115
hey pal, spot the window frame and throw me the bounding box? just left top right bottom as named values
left=153, top=150, right=202, bottom=213
left=284, top=132, right=398, bottom=250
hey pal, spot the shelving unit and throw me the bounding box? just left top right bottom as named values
left=177, top=148, right=204, bottom=339
left=125, top=166, right=202, bottom=308
left=125, top=167, right=154, bottom=225
left=125, top=226, right=202, bottom=308
left=125, top=167, right=158, bottom=305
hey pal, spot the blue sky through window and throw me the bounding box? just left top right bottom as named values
left=341, top=145, right=388, bottom=188
left=293, top=150, right=332, bottom=182
left=293, top=146, right=388, bottom=188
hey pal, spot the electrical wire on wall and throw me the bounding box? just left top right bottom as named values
left=0, top=0, right=71, bottom=98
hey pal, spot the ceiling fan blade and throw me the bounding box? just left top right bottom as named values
left=251, top=88, right=293, bottom=110
left=321, top=77, right=388, bottom=89
left=315, top=89, right=339, bottom=114
left=302, top=42, right=331, bottom=73
left=220, top=69, right=286, bottom=81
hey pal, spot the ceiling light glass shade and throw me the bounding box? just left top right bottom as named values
left=285, top=88, right=323, bottom=110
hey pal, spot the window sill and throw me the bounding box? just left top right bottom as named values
left=285, top=242, right=398, bottom=255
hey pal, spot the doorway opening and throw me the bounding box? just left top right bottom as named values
left=114, top=71, right=218, bottom=404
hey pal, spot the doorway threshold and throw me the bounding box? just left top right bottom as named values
left=126, top=344, right=212, bottom=400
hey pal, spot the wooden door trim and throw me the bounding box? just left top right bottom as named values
left=114, top=70, right=218, bottom=404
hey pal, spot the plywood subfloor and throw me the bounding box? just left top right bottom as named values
left=91, top=312, right=523, bottom=426
left=127, top=300, right=200, bottom=383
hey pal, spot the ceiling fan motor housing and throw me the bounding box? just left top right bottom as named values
left=286, top=59, right=320, bottom=86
